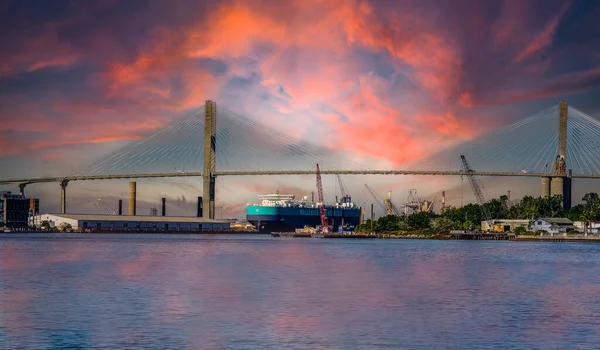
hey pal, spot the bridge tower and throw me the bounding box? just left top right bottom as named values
left=542, top=101, right=571, bottom=209
left=203, top=100, right=217, bottom=219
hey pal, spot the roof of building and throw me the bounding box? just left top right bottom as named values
left=488, top=219, right=530, bottom=223
left=537, top=218, right=573, bottom=225
left=38, top=213, right=229, bottom=224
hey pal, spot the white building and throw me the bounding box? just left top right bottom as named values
left=530, top=218, right=577, bottom=236
left=35, top=214, right=231, bottom=232
left=574, top=221, right=600, bottom=235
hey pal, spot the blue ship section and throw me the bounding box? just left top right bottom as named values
left=247, top=205, right=361, bottom=233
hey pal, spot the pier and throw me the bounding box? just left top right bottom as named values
left=450, top=231, right=514, bottom=240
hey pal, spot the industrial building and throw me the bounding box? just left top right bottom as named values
left=34, top=214, right=230, bottom=232
left=1, top=191, right=39, bottom=228
left=481, top=219, right=530, bottom=233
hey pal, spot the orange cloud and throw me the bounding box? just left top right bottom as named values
left=4, top=0, right=592, bottom=179
left=81, top=0, right=488, bottom=170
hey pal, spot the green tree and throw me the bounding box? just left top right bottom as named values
left=514, top=226, right=527, bottom=235
left=463, top=220, right=474, bottom=230
left=407, top=211, right=432, bottom=229
left=432, top=216, right=455, bottom=233
left=582, top=193, right=600, bottom=212
left=566, top=204, right=585, bottom=221
left=375, top=215, right=401, bottom=232
left=484, top=198, right=504, bottom=219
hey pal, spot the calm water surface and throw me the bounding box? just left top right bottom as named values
left=1, top=234, right=600, bottom=349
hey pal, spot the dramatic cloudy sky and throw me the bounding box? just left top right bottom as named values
left=1, top=0, right=600, bottom=217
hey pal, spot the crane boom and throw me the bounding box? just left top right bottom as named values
left=460, top=155, right=491, bottom=221
left=364, top=184, right=389, bottom=214
left=316, top=164, right=329, bottom=233
left=336, top=174, right=350, bottom=203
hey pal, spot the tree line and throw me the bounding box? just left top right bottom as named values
left=356, top=192, right=600, bottom=233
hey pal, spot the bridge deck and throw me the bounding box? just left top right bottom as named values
left=1, top=170, right=599, bottom=185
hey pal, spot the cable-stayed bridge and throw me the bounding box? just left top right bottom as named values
left=2, top=100, right=600, bottom=217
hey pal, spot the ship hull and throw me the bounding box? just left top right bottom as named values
left=246, top=206, right=360, bottom=233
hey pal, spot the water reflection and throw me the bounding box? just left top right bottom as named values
left=1, top=234, right=600, bottom=349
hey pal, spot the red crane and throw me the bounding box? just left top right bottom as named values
left=315, top=163, right=329, bottom=233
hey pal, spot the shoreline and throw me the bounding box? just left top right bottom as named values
left=1, top=230, right=260, bottom=235
left=3, top=231, right=600, bottom=243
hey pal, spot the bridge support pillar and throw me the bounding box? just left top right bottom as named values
left=197, top=196, right=203, bottom=217
left=554, top=101, right=571, bottom=210
left=558, top=101, right=567, bottom=166
left=203, top=100, right=217, bottom=219
left=19, top=183, right=26, bottom=197
left=59, top=180, right=69, bottom=214
left=550, top=176, right=563, bottom=198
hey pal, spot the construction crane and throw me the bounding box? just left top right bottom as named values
left=384, top=191, right=401, bottom=215
left=364, top=184, right=393, bottom=215
left=336, top=174, right=351, bottom=203
left=316, top=164, right=329, bottom=233
left=426, top=197, right=437, bottom=213
left=460, top=155, right=491, bottom=221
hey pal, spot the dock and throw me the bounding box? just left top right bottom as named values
left=271, top=232, right=376, bottom=239
left=513, top=235, right=600, bottom=243
left=450, top=231, right=514, bottom=240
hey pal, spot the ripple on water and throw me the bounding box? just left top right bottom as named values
left=1, top=234, right=600, bottom=349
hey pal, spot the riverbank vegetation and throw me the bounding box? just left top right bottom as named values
left=356, top=192, right=600, bottom=235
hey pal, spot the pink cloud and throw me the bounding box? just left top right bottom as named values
left=1, top=0, right=598, bottom=180
left=514, top=2, right=572, bottom=62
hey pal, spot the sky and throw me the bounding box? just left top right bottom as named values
left=1, top=0, right=600, bottom=217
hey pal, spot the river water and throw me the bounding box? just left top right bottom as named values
left=1, top=234, right=600, bottom=349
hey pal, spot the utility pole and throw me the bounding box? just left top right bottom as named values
left=461, top=176, right=464, bottom=208
left=370, top=203, right=374, bottom=233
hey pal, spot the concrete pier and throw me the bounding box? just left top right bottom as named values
left=128, top=181, right=136, bottom=216
left=541, top=177, right=551, bottom=198
left=551, top=176, right=563, bottom=197
left=60, top=180, right=69, bottom=214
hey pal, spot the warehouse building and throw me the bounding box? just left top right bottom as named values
left=35, top=213, right=231, bottom=232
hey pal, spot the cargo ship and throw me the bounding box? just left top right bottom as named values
left=246, top=193, right=361, bottom=233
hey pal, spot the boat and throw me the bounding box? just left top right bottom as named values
left=246, top=193, right=361, bottom=233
